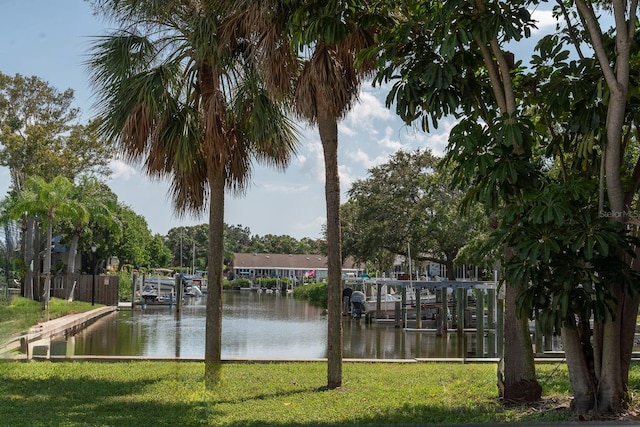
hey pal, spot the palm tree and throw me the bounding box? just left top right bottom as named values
left=64, top=176, right=121, bottom=288
left=7, top=175, right=82, bottom=310
left=87, top=0, right=298, bottom=387
left=223, top=0, right=377, bottom=388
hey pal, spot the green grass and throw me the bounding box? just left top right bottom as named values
left=0, top=297, right=99, bottom=345
left=1, top=299, right=639, bottom=425
left=0, top=361, right=590, bottom=427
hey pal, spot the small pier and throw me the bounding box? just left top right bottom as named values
left=343, top=279, right=503, bottom=358
left=343, top=278, right=569, bottom=358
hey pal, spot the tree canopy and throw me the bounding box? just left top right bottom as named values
left=366, top=0, right=640, bottom=414
left=0, top=72, right=113, bottom=194
left=344, top=149, right=489, bottom=280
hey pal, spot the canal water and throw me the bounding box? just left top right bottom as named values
left=50, top=291, right=498, bottom=360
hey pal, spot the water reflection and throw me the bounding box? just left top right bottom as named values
left=51, top=292, right=499, bottom=360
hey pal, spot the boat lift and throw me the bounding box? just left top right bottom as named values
left=342, top=277, right=503, bottom=354
left=343, top=278, right=502, bottom=333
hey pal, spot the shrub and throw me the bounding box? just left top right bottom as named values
left=223, top=278, right=252, bottom=290
left=293, top=282, right=327, bottom=308
left=114, top=270, right=132, bottom=301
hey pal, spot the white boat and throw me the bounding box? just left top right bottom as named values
left=144, top=268, right=176, bottom=294
left=364, top=286, right=417, bottom=315
left=190, top=277, right=207, bottom=294
left=140, top=284, right=159, bottom=302
left=364, top=293, right=403, bottom=314
left=184, top=284, right=203, bottom=297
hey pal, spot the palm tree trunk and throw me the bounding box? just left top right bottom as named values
left=205, top=168, right=225, bottom=389
left=23, top=217, right=35, bottom=300
left=67, top=234, right=80, bottom=275
left=66, top=234, right=80, bottom=297
left=318, top=108, right=343, bottom=389
left=43, top=219, right=53, bottom=310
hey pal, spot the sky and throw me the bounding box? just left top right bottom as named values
left=0, top=1, right=557, bottom=240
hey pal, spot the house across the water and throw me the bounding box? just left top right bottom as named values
left=230, top=253, right=360, bottom=282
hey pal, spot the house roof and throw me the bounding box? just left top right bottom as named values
left=232, top=253, right=359, bottom=270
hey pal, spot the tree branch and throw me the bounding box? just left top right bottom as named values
left=490, top=38, right=517, bottom=114
left=556, top=0, right=585, bottom=60
left=474, top=38, right=507, bottom=113
left=575, top=0, right=620, bottom=95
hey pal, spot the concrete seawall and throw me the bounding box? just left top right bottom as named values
left=1, top=306, right=117, bottom=358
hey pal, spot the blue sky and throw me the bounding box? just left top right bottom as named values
left=0, top=1, right=556, bottom=239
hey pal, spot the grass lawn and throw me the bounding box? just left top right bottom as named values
left=0, top=360, right=624, bottom=427
left=2, top=298, right=640, bottom=426
left=0, top=297, right=100, bottom=345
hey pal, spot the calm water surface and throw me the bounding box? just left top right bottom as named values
left=51, top=292, right=496, bottom=359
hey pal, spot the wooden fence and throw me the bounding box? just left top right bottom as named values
left=36, top=273, right=119, bottom=306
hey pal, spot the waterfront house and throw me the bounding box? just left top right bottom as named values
left=230, top=253, right=360, bottom=283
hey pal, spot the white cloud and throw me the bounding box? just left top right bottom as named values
left=338, top=164, right=356, bottom=194
left=108, top=159, right=137, bottom=181
left=294, top=215, right=326, bottom=237
left=530, top=8, right=557, bottom=33
left=391, top=118, right=456, bottom=157
left=299, top=139, right=326, bottom=183
left=346, top=91, right=395, bottom=131
left=378, top=126, right=407, bottom=152
left=347, top=148, right=389, bottom=172
left=338, top=122, right=357, bottom=136
left=261, top=183, right=310, bottom=193
left=293, top=153, right=307, bottom=167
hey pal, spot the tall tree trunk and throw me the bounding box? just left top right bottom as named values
left=500, top=279, right=541, bottom=402
left=597, top=286, right=625, bottom=413
left=576, top=0, right=635, bottom=412
left=66, top=233, right=80, bottom=295
left=619, top=283, right=640, bottom=396
left=67, top=234, right=80, bottom=274
left=23, top=217, right=34, bottom=300
left=597, top=77, right=631, bottom=415
left=318, top=107, right=343, bottom=389
left=205, top=168, right=225, bottom=389
left=561, top=322, right=595, bottom=413
left=43, top=219, right=52, bottom=310
left=475, top=33, right=541, bottom=403
left=444, top=259, right=456, bottom=280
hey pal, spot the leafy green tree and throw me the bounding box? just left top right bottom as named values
left=223, top=224, right=252, bottom=262
left=7, top=176, right=83, bottom=308
left=368, top=0, right=640, bottom=414
left=0, top=72, right=113, bottom=300
left=115, top=205, right=152, bottom=269
left=345, top=149, right=489, bottom=280
left=249, top=234, right=297, bottom=254
left=88, top=0, right=298, bottom=388
left=0, top=72, right=112, bottom=192
left=368, top=0, right=541, bottom=402
left=166, top=224, right=209, bottom=270
left=146, top=234, right=172, bottom=269
left=341, top=199, right=399, bottom=275
left=494, top=4, right=640, bottom=412
left=295, top=237, right=326, bottom=255
left=59, top=176, right=121, bottom=280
